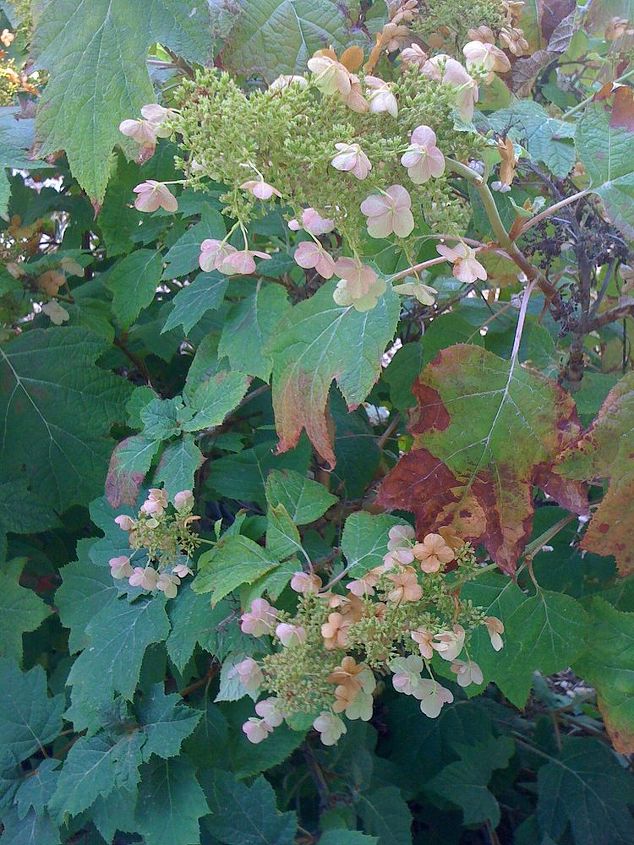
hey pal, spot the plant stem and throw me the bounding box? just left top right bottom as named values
left=518, top=189, right=591, bottom=237
left=564, top=67, right=634, bottom=118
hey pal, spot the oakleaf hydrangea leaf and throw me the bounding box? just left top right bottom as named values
left=557, top=372, right=634, bottom=574
left=0, top=559, right=50, bottom=664
left=33, top=0, right=212, bottom=200
left=268, top=281, right=399, bottom=468
left=575, top=598, right=634, bottom=754
left=378, top=345, right=588, bottom=572
left=0, top=328, right=132, bottom=512
left=135, top=757, right=208, bottom=845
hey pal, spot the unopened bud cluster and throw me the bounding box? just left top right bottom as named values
left=109, top=489, right=198, bottom=599
left=234, top=525, right=505, bottom=746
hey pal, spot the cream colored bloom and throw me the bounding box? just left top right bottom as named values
left=331, top=143, right=372, bottom=180
left=484, top=616, right=505, bottom=651
left=432, top=624, right=465, bottom=661
left=313, top=712, right=347, bottom=745
left=333, top=257, right=386, bottom=312
left=436, top=242, right=487, bottom=283
left=360, top=184, right=414, bottom=238
left=401, top=125, right=445, bottom=184
left=418, top=680, right=454, bottom=717
left=450, top=659, right=484, bottom=687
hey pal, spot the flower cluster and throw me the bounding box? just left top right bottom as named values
left=156, top=46, right=491, bottom=307
left=233, top=525, right=505, bottom=746
left=110, top=489, right=199, bottom=598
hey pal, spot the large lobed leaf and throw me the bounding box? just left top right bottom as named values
left=557, top=371, right=634, bottom=575
left=32, top=0, right=213, bottom=200
left=268, top=281, right=399, bottom=468
left=0, top=327, right=132, bottom=512
left=378, top=345, right=588, bottom=572
left=576, top=101, right=634, bottom=239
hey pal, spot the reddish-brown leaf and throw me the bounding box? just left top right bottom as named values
left=377, top=345, right=588, bottom=572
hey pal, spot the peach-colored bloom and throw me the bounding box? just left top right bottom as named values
left=275, top=622, right=307, bottom=647
left=321, top=612, right=350, bottom=650
left=360, top=184, right=414, bottom=238
left=411, top=628, right=435, bottom=659
left=240, top=598, right=278, bottom=637
left=332, top=256, right=386, bottom=312
left=341, top=75, right=369, bottom=113
left=156, top=572, right=181, bottom=599
left=390, top=655, right=424, bottom=696
left=290, top=572, right=322, bottom=594
left=255, top=697, right=284, bottom=728
left=387, top=524, right=415, bottom=550
left=119, top=119, right=157, bottom=148
left=240, top=179, right=282, bottom=200
left=109, top=556, right=133, bottom=580
left=172, top=563, right=193, bottom=579
left=114, top=514, right=135, bottom=532
left=463, top=40, right=511, bottom=79
left=387, top=567, right=423, bottom=603
left=450, top=659, right=484, bottom=687
left=128, top=566, right=159, bottom=591
left=365, top=76, right=398, bottom=116
left=436, top=242, right=487, bottom=283
left=221, top=249, right=272, bottom=276
left=400, top=44, right=428, bottom=69
left=313, top=711, right=346, bottom=745
left=484, top=616, right=505, bottom=651
left=288, top=208, right=335, bottom=235
left=242, top=717, right=272, bottom=743
left=412, top=532, right=455, bottom=573
left=133, top=181, right=178, bottom=213
left=294, top=241, right=336, bottom=278
left=198, top=239, right=237, bottom=272
left=417, top=679, right=454, bottom=717
left=432, top=624, right=465, bottom=661
left=141, top=488, right=168, bottom=516
left=233, top=657, right=263, bottom=690
left=383, top=547, right=415, bottom=568
left=421, top=55, right=479, bottom=121
left=173, top=490, right=194, bottom=511
left=307, top=55, right=352, bottom=96
left=401, top=125, right=445, bottom=184
left=331, top=143, right=372, bottom=180
left=347, top=570, right=381, bottom=597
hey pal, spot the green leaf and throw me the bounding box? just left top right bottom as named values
left=166, top=584, right=227, bottom=672
left=48, top=732, right=145, bottom=821
left=574, top=598, right=634, bottom=753
left=356, top=786, right=413, bottom=845
left=265, top=469, right=337, bottom=525
left=576, top=102, right=634, bottom=238
left=492, top=590, right=589, bottom=707
left=137, top=684, right=201, bottom=760
left=0, top=660, right=64, bottom=769
left=66, top=597, right=170, bottom=730
left=162, top=213, right=226, bottom=279
left=265, top=502, right=304, bottom=561
left=162, top=273, right=229, bottom=335
left=15, top=759, right=60, bottom=819
left=268, top=281, right=399, bottom=467
left=208, top=438, right=311, bottom=506
left=182, top=370, right=251, bottom=433
left=135, top=757, right=209, bottom=845
left=0, top=560, right=49, bottom=664
left=154, top=435, right=204, bottom=498
left=203, top=769, right=297, bottom=844
left=106, top=250, right=163, bottom=329
left=194, top=535, right=279, bottom=605
left=105, top=435, right=162, bottom=508
left=218, top=283, right=291, bottom=381
left=428, top=736, right=515, bottom=826
left=537, top=737, right=634, bottom=845
left=0, top=807, right=60, bottom=845
left=489, top=101, right=576, bottom=178
left=141, top=397, right=184, bottom=441
left=0, top=328, right=131, bottom=511
left=55, top=539, right=120, bottom=653
left=218, top=0, right=352, bottom=81
left=342, top=512, right=410, bottom=577
left=33, top=0, right=212, bottom=200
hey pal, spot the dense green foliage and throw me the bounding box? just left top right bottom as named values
left=1, top=0, right=634, bottom=843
